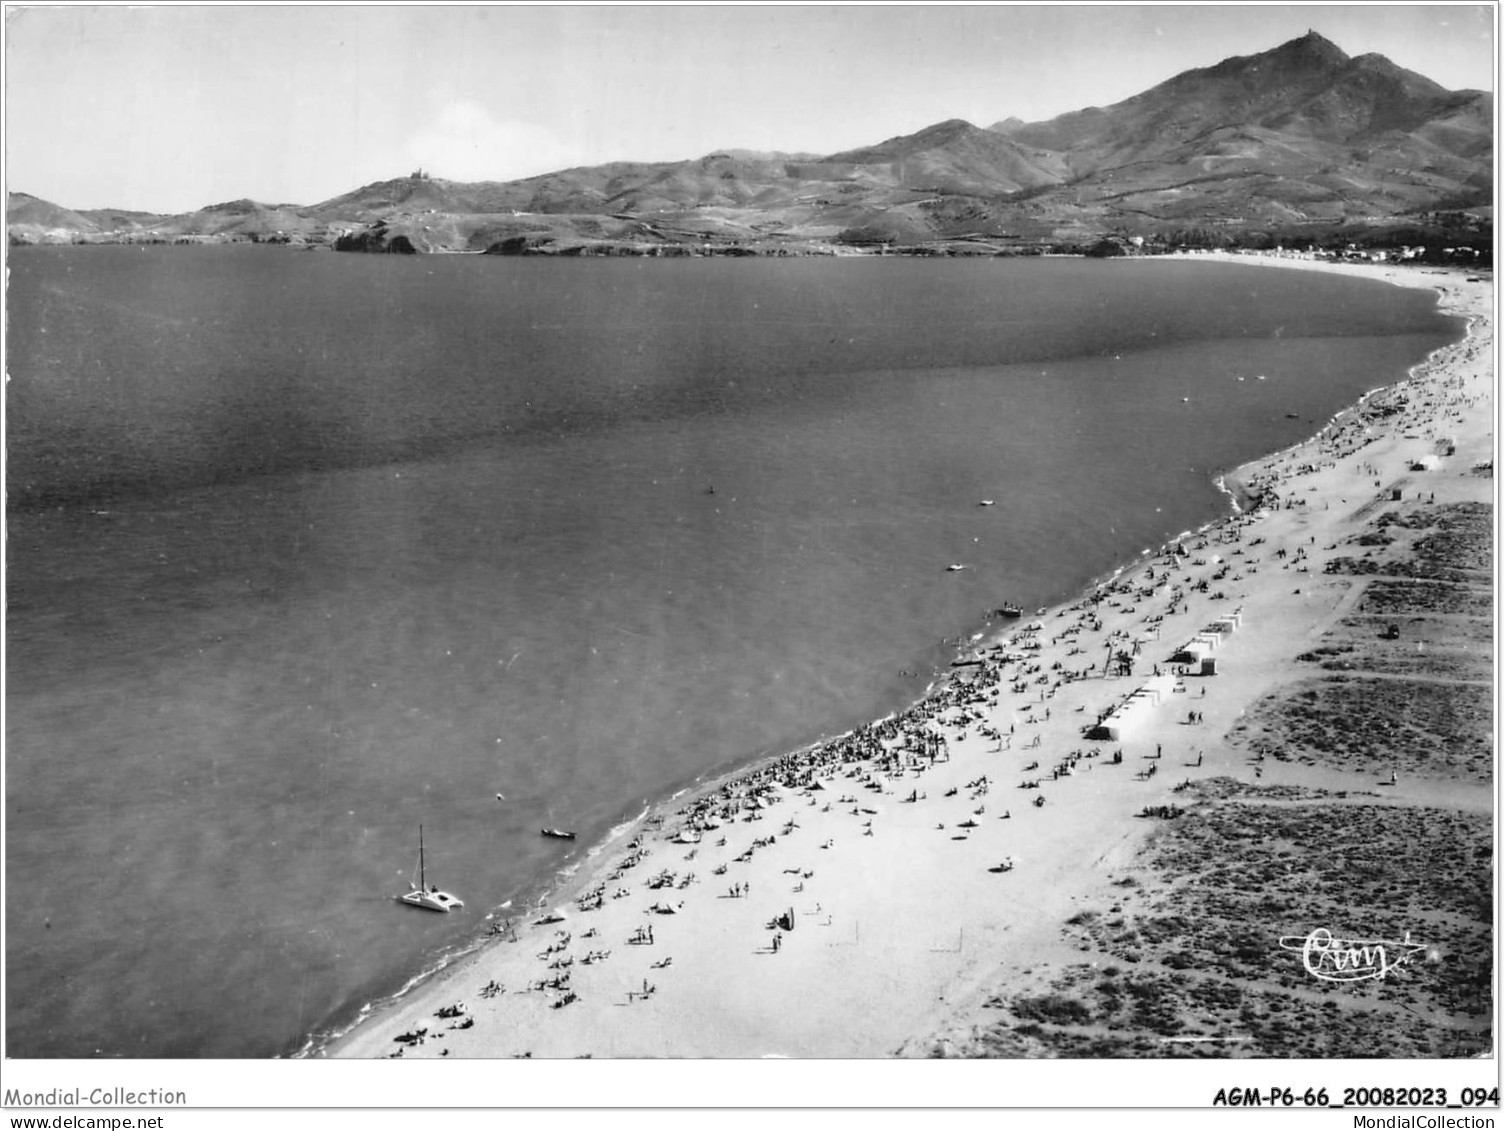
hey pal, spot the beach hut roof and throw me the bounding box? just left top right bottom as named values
left=1143, top=674, right=1177, bottom=696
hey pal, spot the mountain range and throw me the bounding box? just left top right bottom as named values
left=8, top=32, right=1492, bottom=253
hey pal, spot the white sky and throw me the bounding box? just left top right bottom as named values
left=4, top=3, right=1496, bottom=213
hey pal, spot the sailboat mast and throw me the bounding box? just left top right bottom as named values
left=419, top=824, right=427, bottom=891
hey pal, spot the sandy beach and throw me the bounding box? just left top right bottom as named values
left=327, top=257, right=1492, bottom=1061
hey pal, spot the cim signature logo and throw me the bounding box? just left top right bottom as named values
left=1278, top=928, right=1436, bottom=983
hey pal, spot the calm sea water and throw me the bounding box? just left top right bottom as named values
left=5, top=247, right=1458, bottom=1057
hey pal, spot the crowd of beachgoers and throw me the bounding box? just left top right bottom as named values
left=329, top=260, right=1492, bottom=1063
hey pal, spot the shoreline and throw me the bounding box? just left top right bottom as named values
left=323, top=257, right=1491, bottom=1060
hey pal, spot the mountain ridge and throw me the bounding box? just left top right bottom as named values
left=11, top=32, right=1491, bottom=253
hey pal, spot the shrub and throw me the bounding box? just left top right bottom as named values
left=1013, top=994, right=1094, bottom=1026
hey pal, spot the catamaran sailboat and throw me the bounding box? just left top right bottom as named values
left=399, top=825, right=464, bottom=912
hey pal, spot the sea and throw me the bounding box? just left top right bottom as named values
left=4, top=246, right=1461, bottom=1057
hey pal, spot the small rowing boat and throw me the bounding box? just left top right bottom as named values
left=540, top=828, right=577, bottom=840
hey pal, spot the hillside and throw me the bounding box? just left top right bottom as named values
left=816, top=118, right=1071, bottom=195
left=989, top=31, right=1492, bottom=228
left=6, top=191, right=102, bottom=241
left=10, top=32, right=1491, bottom=254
